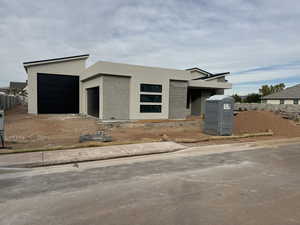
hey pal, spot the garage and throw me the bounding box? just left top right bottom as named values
left=37, top=73, right=79, bottom=114
left=87, top=87, right=99, bottom=118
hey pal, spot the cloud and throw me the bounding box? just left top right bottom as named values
left=0, top=0, right=300, bottom=93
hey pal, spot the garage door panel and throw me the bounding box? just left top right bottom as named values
left=37, top=73, right=79, bottom=114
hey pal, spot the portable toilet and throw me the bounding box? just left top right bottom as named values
left=203, top=95, right=234, bottom=136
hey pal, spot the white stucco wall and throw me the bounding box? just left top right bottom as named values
left=26, top=59, right=87, bottom=114
left=284, top=100, right=294, bottom=104
left=266, top=99, right=299, bottom=105
left=266, top=99, right=280, bottom=104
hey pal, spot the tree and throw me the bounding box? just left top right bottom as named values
left=259, top=83, right=285, bottom=96
left=232, top=94, right=242, bottom=103
left=244, top=93, right=261, bottom=103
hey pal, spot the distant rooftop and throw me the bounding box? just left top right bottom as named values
left=9, top=81, right=27, bottom=90
left=262, top=84, right=300, bottom=99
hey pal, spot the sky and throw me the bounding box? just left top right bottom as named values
left=0, top=0, right=300, bottom=95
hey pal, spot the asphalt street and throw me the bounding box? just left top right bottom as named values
left=1, top=143, right=300, bottom=225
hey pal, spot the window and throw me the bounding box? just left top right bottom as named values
left=139, top=83, right=162, bottom=113
left=140, top=105, right=161, bottom=113
left=294, top=99, right=299, bottom=105
left=280, top=99, right=284, bottom=104
left=140, top=94, right=162, bottom=103
left=140, top=84, right=162, bottom=93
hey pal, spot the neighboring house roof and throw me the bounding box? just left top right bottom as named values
left=262, top=84, right=300, bottom=99
left=9, top=82, right=27, bottom=90
left=192, top=72, right=230, bottom=81
left=23, top=54, right=89, bottom=69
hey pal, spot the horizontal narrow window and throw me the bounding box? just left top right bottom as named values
left=140, top=105, right=162, bottom=113
left=140, top=84, right=162, bottom=93
left=140, top=94, right=162, bottom=103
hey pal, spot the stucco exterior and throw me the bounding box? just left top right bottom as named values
left=24, top=54, right=232, bottom=120
left=168, top=80, right=189, bottom=119
left=266, top=99, right=299, bottom=105
left=266, top=99, right=281, bottom=104
left=25, top=57, right=87, bottom=114
left=102, top=76, right=130, bottom=120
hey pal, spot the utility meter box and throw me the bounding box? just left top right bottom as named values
left=203, top=95, right=234, bottom=136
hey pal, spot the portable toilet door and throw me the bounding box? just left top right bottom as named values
left=219, top=96, right=234, bottom=135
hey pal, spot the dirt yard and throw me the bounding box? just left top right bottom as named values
left=234, top=110, right=300, bottom=137
left=3, top=105, right=300, bottom=150
left=4, top=106, right=99, bottom=149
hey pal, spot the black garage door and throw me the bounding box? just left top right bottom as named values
left=37, top=73, right=79, bottom=114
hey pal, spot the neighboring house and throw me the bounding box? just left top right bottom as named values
left=10, top=81, right=27, bottom=90
left=0, top=87, right=9, bottom=94
left=23, top=54, right=232, bottom=120
left=9, top=81, right=27, bottom=95
left=261, top=84, right=300, bottom=105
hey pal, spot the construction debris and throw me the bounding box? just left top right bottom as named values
left=79, top=131, right=112, bottom=143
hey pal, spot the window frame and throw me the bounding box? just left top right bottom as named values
left=140, top=83, right=162, bottom=93
left=140, top=105, right=162, bottom=113
left=140, top=94, right=162, bottom=103
left=139, top=83, right=163, bottom=113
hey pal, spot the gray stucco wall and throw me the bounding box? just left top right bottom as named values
left=168, top=80, right=188, bottom=119
left=102, top=75, right=130, bottom=120
left=191, top=89, right=217, bottom=115
left=191, top=90, right=202, bottom=116
left=200, top=91, right=212, bottom=115
left=217, top=77, right=226, bottom=82
left=215, top=89, right=224, bottom=95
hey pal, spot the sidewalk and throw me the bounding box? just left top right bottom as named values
left=0, top=142, right=185, bottom=167
left=1, top=137, right=300, bottom=168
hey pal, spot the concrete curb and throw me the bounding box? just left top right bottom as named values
left=0, top=142, right=186, bottom=168
left=174, top=131, right=274, bottom=143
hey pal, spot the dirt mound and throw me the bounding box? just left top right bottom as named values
left=234, top=111, right=300, bottom=137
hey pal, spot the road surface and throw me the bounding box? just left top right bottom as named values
left=1, top=142, right=300, bottom=225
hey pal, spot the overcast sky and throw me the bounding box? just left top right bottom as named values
left=1, top=0, right=299, bottom=95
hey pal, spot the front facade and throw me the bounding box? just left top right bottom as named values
left=262, top=84, right=300, bottom=105
left=23, top=54, right=232, bottom=120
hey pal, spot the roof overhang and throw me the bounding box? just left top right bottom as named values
left=81, top=73, right=132, bottom=82
left=203, top=73, right=229, bottom=81
left=186, top=67, right=212, bottom=76
left=188, top=80, right=232, bottom=89
left=23, top=54, right=89, bottom=72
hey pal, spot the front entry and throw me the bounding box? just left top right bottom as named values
left=190, top=89, right=202, bottom=116
left=87, top=87, right=99, bottom=118
left=190, top=89, right=216, bottom=116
